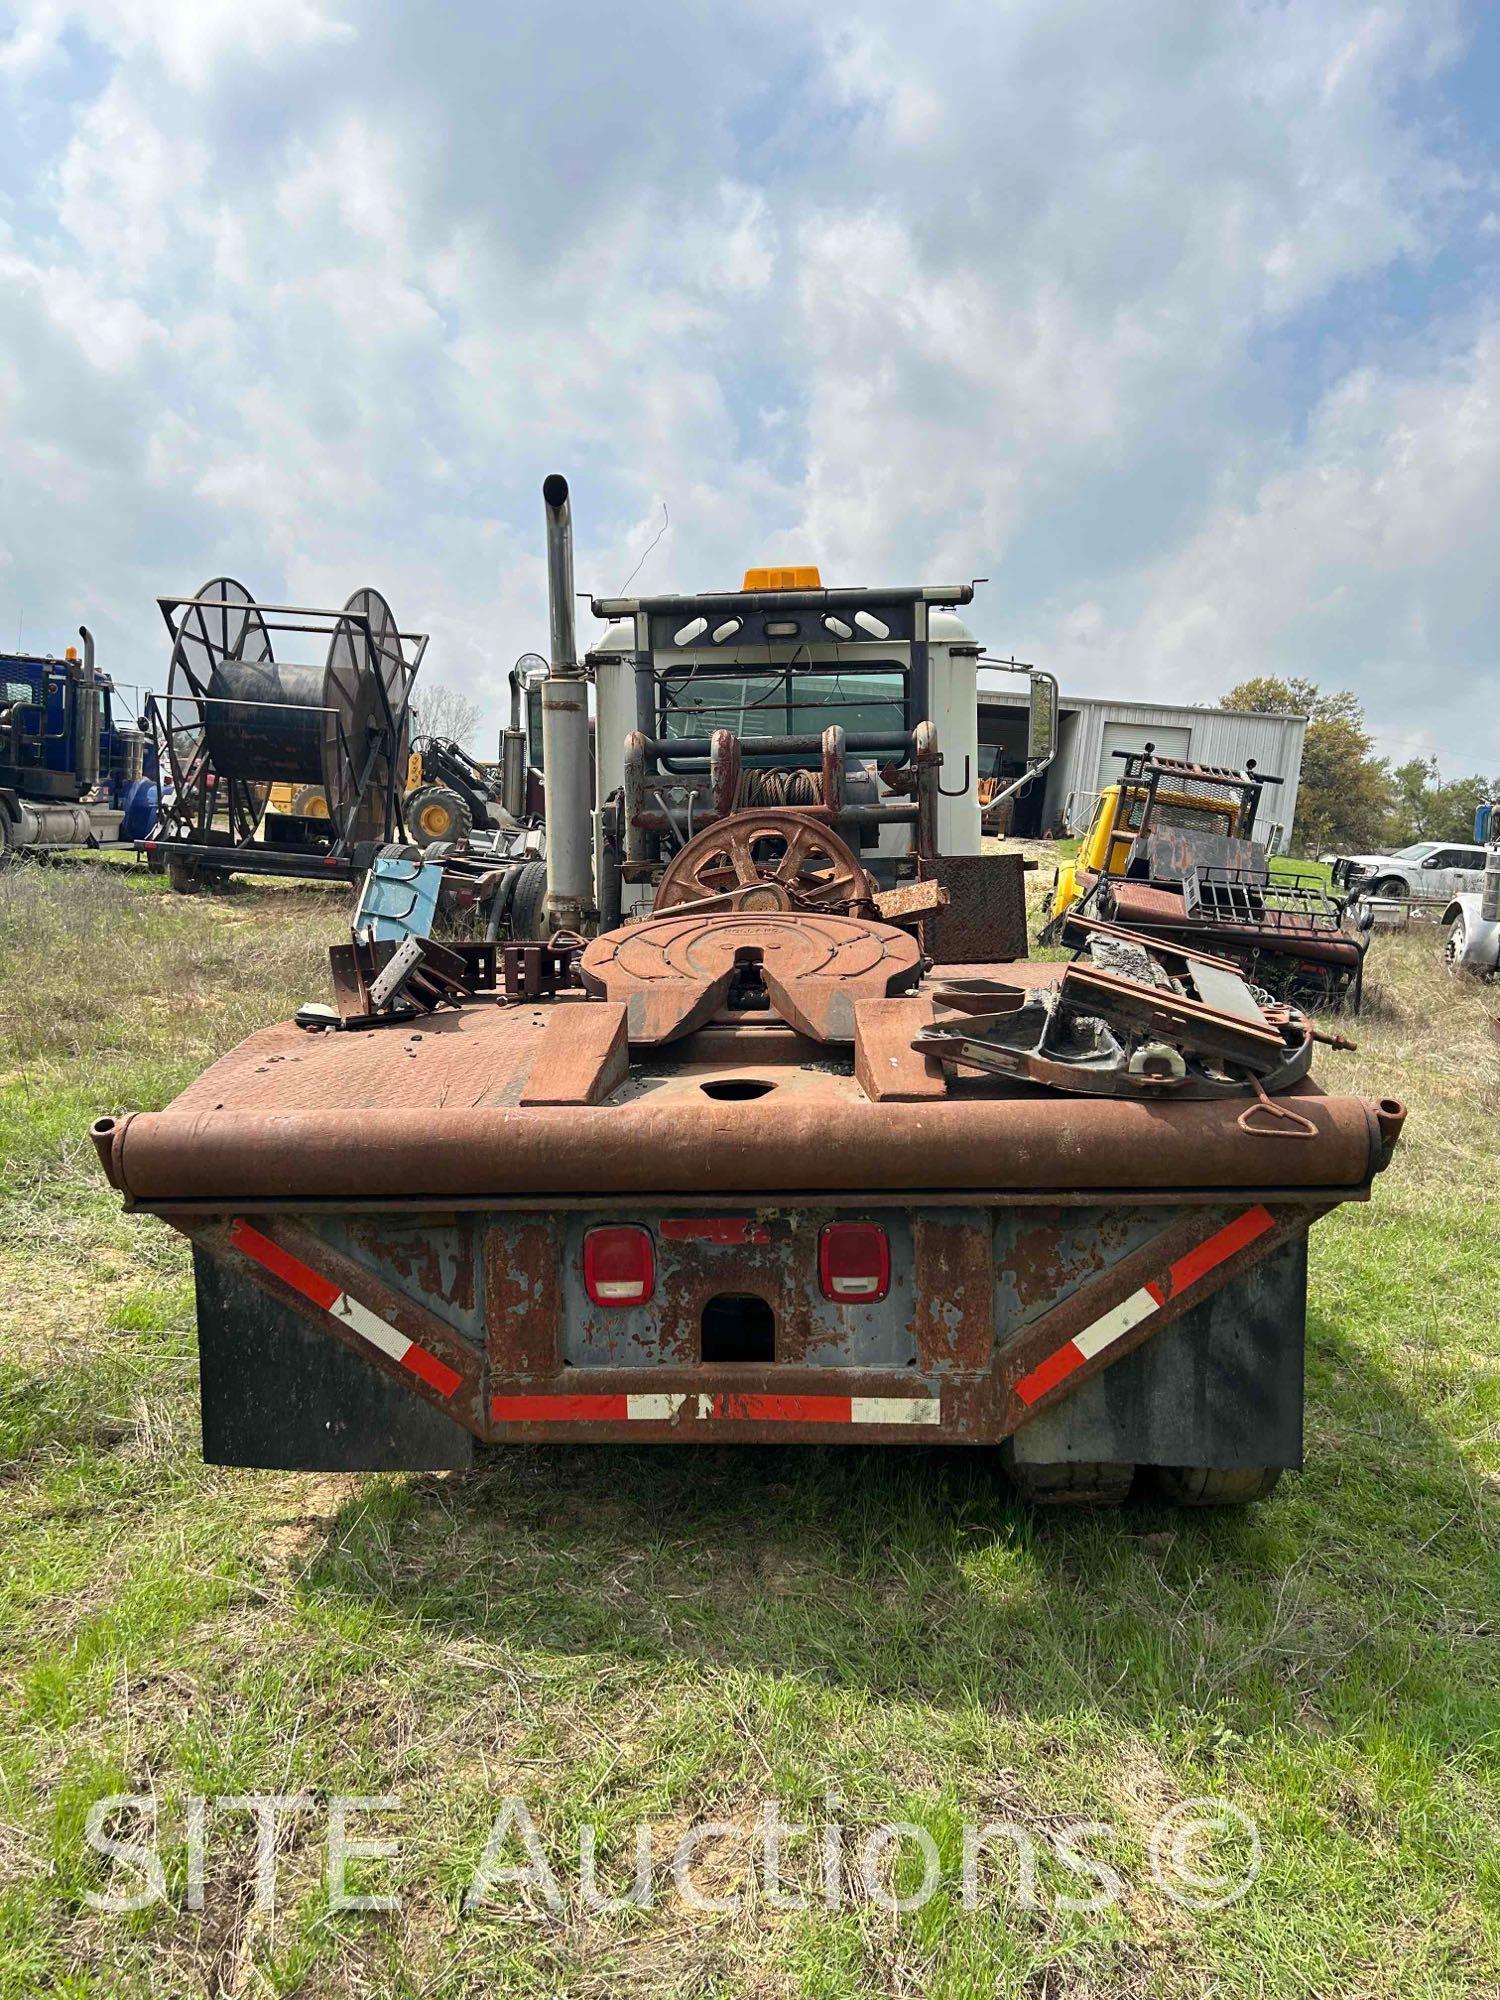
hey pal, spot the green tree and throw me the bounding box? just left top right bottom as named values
left=1219, top=676, right=1393, bottom=855
left=1390, top=757, right=1498, bottom=844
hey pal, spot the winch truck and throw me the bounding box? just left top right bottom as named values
left=1, top=629, right=157, bottom=857
left=91, top=478, right=1405, bottom=1505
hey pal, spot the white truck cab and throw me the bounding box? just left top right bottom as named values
left=584, top=569, right=983, bottom=915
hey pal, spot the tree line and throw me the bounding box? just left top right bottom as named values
left=1220, top=676, right=1497, bottom=856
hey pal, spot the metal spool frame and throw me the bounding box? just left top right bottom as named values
left=153, top=580, right=425, bottom=852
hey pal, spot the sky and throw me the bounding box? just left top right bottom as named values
left=1, top=0, right=1498, bottom=775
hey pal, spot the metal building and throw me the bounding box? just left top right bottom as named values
left=979, top=688, right=1307, bottom=850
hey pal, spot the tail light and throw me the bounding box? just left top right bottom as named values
left=583, top=1225, right=655, bottom=1306
left=818, top=1222, right=890, bottom=1302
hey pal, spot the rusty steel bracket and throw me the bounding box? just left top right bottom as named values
left=501, top=932, right=583, bottom=1002
left=873, top=878, right=949, bottom=924
left=327, top=934, right=476, bottom=1026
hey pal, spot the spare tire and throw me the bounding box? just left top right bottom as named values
left=407, top=785, right=473, bottom=848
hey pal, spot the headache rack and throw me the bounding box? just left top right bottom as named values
left=1182, top=864, right=1348, bottom=934
left=1114, top=746, right=1281, bottom=838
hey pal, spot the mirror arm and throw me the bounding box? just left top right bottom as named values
left=977, top=660, right=1060, bottom=822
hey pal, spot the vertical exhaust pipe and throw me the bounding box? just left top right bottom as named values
left=75, top=623, right=100, bottom=793
left=540, top=475, right=598, bottom=932
left=499, top=665, right=527, bottom=822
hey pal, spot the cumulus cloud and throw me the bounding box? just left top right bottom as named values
left=0, top=0, right=1494, bottom=768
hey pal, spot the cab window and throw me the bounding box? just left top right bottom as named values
left=660, top=664, right=908, bottom=743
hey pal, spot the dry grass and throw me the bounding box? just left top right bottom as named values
left=0, top=853, right=1496, bottom=1999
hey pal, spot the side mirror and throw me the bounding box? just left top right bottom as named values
left=1026, top=672, right=1057, bottom=767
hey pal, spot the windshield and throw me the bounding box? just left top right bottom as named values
left=1389, top=843, right=1439, bottom=861
left=659, top=665, right=907, bottom=741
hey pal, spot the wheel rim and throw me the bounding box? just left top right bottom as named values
left=655, top=809, right=872, bottom=912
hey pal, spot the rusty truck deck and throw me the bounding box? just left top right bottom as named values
left=92, top=935, right=1403, bottom=1475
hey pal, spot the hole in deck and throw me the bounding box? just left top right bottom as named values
left=701, top=1294, right=776, bottom=1364
left=699, top=1078, right=775, bottom=1100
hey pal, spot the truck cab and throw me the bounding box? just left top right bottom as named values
left=1441, top=803, right=1500, bottom=977
left=586, top=569, right=983, bottom=916
left=0, top=635, right=156, bottom=857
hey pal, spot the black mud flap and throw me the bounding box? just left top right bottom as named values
left=193, top=1247, right=474, bottom=1472
left=1009, top=1237, right=1305, bottom=1471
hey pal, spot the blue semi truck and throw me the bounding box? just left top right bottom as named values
left=0, top=627, right=158, bottom=859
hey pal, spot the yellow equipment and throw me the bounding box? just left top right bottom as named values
left=266, top=782, right=329, bottom=819
left=1049, top=780, right=1239, bottom=922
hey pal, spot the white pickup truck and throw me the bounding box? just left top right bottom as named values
left=1329, top=839, right=1489, bottom=902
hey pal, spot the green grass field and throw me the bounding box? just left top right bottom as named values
left=0, top=858, right=1496, bottom=1998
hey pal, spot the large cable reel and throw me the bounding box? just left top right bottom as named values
left=160, top=579, right=413, bottom=846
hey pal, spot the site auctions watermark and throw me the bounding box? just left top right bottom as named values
left=80, top=1791, right=1261, bottom=1918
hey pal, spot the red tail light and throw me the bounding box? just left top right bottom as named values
left=818, top=1222, right=890, bottom=1302
left=583, top=1225, right=655, bottom=1306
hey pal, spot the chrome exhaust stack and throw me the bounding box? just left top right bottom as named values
left=540, top=475, right=598, bottom=933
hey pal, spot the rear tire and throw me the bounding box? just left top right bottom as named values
left=507, top=858, right=550, bottom=940
left=167, top=856, right=200, bottom=894
left=1152, top=1465, right=1282, bottom=1507
left=408, top=785, right=473, bottom=848
left=1006, top=1460, right=1134, bottom=1506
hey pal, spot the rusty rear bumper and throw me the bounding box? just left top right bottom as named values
left=94, top=1090, right=1403, bottom=1206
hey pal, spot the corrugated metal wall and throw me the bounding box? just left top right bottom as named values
left=1047, top=702, right=1307, bottom=849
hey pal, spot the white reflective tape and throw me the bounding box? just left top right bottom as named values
left=330, top=1291, right=411, bottom=1364
left=850, top=1396, right=941, bottom=1426
left=625, top=1394, right=687, bottom=1421
left=1073, top=1287, right=1157, bottom=1361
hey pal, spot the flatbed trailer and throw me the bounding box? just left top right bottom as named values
left=92, top=947, right=1403, bottom=1500
left=92, top=477, right=1406, bottom=1505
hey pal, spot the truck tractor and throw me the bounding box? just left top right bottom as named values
left=1442, top=801, right=1500, bottom=977
left=92, top=477, right=1405, bottom=1507
left=0, top=629, right=158, bottom=859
